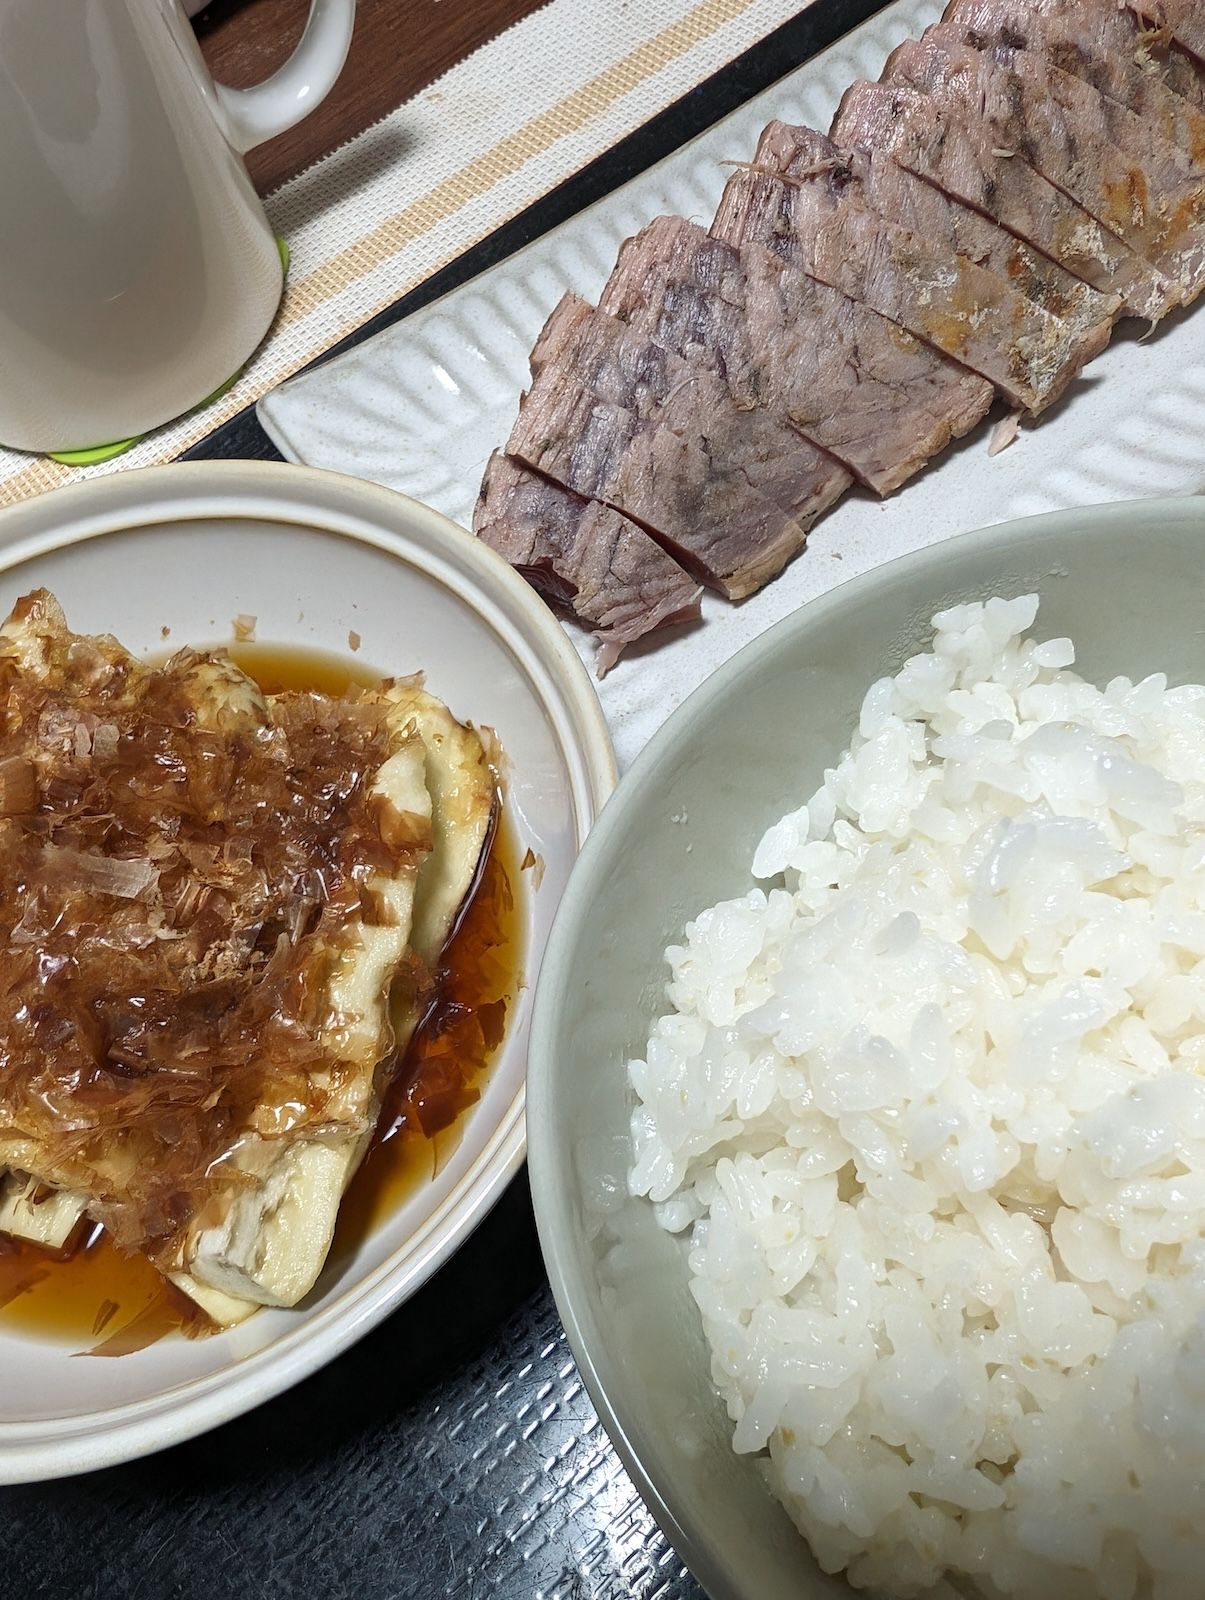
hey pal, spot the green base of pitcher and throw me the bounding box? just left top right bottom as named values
left=16, top=235, right=290, bottom=467
left=45, top=363, right=244, bottom=466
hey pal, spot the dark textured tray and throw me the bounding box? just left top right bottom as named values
left=3, top=1180, right=697, bottom=1600
left=3, top=6, right=886, bottom=1596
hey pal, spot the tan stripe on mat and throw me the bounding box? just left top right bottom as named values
left=284, top=0, right=765, bottom=322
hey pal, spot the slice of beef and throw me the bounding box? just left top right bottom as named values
left=947, top=0, right=1203, bottom=111
left=946, top=0, right=1205, bottom=118
left=1075, top=0, right=1196, bottom=106
left=713, top=155, right=1026, bottom=411
left=509, top=293, right=851, bottom=598
left=473, top=452, right=702, bottom=671
left=599, top=218, right=766, bottom=411
left=886, top=31, right=1205, bottom=303
left=527, top=290, right=849, bottom=526
left=715, top=121, right=1100, bottom=412
left=740, top=241, right=993, bottom=492
left=831, top=81, right=1125, bottom=337
left=886, top=33, right=1177, bottom=276
left=831, top=78, right=1167, bottom=318
left=974, top=30, right=1205, bottom=294
left=1097, top=0, right=1205, bottom=106
left=600, top=214, right=990, bottom=494
left=1129, top=0, right=1205, bottom=68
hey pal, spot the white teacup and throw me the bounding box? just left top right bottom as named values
left=0, top=0, right=356, bottom=455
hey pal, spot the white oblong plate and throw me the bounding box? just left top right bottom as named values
left=0, top=460, right=615, bottom=1484
left=258, top=0, right=1205, bottom=774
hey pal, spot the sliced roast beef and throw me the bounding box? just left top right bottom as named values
left=509, top=293, right=851, bottom=598
left=715, top=121, right=1101, bottom=412
left=974, top=30, right=1205, bottom=294
left=475, top=0, right=1205, bottom=636
left=599, top=214, right=990, bottom=494
left=946, top=0, right=1205, bottom=118
left=886, top=31, right=1205, bottom=303
left=1064, top=0, right=1205, bottom=108
left=947, top=0, right=1205, bottom=187
left=831, top=78, right=1166, bottom=318
left=831, top=83, right=1124, bottom=338
left=741, top=241, right=994, bottom=491
left=527, top=290, right=850, bottom=525
left=599, top=219, right=764, bottom=408
left=473, top=452, right=702, bottom=671
left=1129, top=0, right=1205, bottom=68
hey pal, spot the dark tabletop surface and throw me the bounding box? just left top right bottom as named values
left=4, top=4, right=886, bottom=1596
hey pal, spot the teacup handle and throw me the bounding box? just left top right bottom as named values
left=211, top=0, right=357, bottom=155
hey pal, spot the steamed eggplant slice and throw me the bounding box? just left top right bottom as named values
left=0, top=1172, right=87, bottom=1252
left=0, top=591, right=498, bottom=1329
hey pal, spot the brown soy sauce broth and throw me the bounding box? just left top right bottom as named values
left=331, top=794, right=521, bottom=1256
left=0, top=643, right=522, bottom=1351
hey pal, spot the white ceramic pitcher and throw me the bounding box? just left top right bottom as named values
left=0, top=0, right=356, bottom=456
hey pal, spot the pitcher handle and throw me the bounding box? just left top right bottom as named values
left=212, top=0, right=356, bottom=155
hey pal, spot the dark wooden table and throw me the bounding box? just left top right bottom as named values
left=194, top=0, right=549, bottom=195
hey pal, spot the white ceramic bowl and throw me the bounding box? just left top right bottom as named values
left=527, top=499, right=1205, bottom=1600
left=0, top=461, right=615, bottom=1483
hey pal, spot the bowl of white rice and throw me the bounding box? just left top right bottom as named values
left=527, top=497, right=1205, bottom=1600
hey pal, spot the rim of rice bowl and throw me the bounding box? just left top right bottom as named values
left=529, top=500, right=1205, bottom=1600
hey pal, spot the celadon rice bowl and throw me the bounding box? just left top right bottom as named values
left=628, top=596, right=1205, bottom=1600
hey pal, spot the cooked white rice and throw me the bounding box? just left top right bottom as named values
left=628, top=596, right=1205, bottom=1600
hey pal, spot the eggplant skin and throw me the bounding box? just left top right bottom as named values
left=397, top=685, right=497, bottom=975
